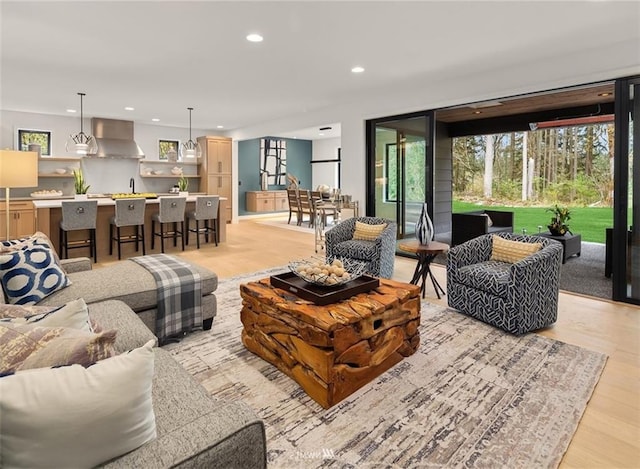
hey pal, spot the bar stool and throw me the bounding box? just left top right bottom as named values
left=186, top=195, right=219, bottom=248
left=110, top=198, right=146, bottom=260
left=151, top=197, right=186, bottom=253
left=59, top=200, right=98, bottom=263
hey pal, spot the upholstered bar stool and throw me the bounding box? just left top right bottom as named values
left=186, top=195, right=219, bottom=248
left=110, top=198, right=146, bottom=260
left=151, top=197, right=187, bottom=253
left=59, top=200, right=98, bottom=263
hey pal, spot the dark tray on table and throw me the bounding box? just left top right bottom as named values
left=270, top=271, right=380, bottom=305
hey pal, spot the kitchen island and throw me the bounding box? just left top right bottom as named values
left=33, top=195, right=227, bottom=261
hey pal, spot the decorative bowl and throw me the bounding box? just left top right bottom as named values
left=171, top=167, right=183, bottom=175
left=288, top=256, right=366, bottom=287
left=54, top=168, right=66, bottom=174
left=152, top=170, right=164, bottom=175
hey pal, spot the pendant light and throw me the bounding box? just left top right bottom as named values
left=181, top=107, right=202, bottom=159
left=65, top=92, right=97, bottom=156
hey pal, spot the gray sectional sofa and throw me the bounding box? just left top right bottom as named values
left=40, top=256, right=218, bottom=333
left=89, top=300, right=267, bottom=468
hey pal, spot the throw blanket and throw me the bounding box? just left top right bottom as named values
left=131, top=254, right=202, bottom=341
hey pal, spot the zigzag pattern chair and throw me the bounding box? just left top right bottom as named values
left=447, top=232, right=563, bottom=335
left=325, top=217, right=397, bottom=278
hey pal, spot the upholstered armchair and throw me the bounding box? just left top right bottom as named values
left=325, top=217, right=397, bottom=278
left=451, top=209, right=514, bottom=246
left=447, top=232, right=563, bottom=335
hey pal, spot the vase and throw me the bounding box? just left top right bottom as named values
left=74, top=194, right=88, bottom=200
left=415, top=203, right=434, bottom=245
left=548, top=224, right=567, bottom=236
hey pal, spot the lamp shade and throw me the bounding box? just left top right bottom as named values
left=0, top=150, right=39, bottom=188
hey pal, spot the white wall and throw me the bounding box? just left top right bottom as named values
left=0, top=110, right=217, bottom=196
left=312, top=137, right=340, bottom=190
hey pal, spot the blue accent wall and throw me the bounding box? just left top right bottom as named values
left=238, top=137, right=312, bottom=215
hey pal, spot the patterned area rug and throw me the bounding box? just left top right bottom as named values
left=166, top=268, right=607, bottom=468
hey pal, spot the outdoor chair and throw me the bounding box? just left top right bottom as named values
left=325, top=216, right=397, bottom=278
left=451, top=209, right=514, bottom=246
left=447, top=232, right=562, bottom=335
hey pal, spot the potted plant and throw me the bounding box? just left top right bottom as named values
left=546, top=204, right=571, bottom=236
left=73, top=168, right=90, bottom=199
left=177, top=175, right=189, bottom=196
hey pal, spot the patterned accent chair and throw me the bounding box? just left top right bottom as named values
left=325, top=217, right=397, bottom=278
left=447, top=232, right=563, bottom=335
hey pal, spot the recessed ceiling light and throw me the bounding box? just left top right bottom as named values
left=124, top=106, right=135, bottom=111
left=152, top=118, right=160, bottom=122
left=66, top=109, right=76, bottom=113
left=351, top=66, right=365, bottom=73
left=216, top=125, right=224, bottom=129
left=319, top=133, right=325, bottom=137
left=246, top=33, right=263, bottom=42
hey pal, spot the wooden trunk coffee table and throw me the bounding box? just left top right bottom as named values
left=240, top=278, right=421, bottom=408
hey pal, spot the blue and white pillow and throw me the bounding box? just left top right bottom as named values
left=0, top=247, right=71, bottom=305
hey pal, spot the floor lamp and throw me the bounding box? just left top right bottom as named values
left=0, top=150, right=39, bottom=241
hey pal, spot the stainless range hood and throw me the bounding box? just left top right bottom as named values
left=88, top=118, right=145, bottom=158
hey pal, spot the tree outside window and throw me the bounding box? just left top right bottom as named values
left=159, top=139, right=179, bottom=160
left=18, top=129, right=51, bottom=155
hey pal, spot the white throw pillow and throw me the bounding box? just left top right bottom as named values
left=0, top=298, right=92, bottom=331
left=0, top=339, right=157, bottom=468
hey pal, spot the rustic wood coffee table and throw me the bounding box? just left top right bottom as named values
left=240, top=278, right=421, bottom=408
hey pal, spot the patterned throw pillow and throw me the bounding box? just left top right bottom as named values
left=0, top=231, right=61, bottom=263
left=352, top=221, right=387, bottom=241
left=490, top=235, right=542, bottom=263
left=0, top=340, right=156, bottom=469
left=0, top=298, right=92, bottom=332
left=0, top=246, right=71, bottom=305
left=0, top=322, right=117, bottom=375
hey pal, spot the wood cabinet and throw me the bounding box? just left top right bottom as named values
left=246, top=191, right=288, bottom=213
left=198, top=136, right=232, bottom=222
left=0, top=201, right=35, bottom=241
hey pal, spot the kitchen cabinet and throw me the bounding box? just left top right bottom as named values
left=246, top=191, right=288, bottom=213
left=198, top=136, right=232, bottom=222
left=0, top=201, right=35, bottom=241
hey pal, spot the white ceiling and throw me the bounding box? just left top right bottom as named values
left=1, top=1, right=639, bottom=140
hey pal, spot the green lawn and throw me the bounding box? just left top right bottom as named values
left=452, top=200, right=613, bottom=244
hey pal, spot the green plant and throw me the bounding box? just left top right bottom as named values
left=177, top=175, right=189, bottom=191
left=546, top=204, right=571, bottom=235
left=72, top=169, right=90, bottom=194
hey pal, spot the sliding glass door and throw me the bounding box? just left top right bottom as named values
left=367, top=112, right=433, bottom=240
left=613, top=76, right=640, bottom=303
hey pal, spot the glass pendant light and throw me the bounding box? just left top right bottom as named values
left=65, top=92, right=97, bottom=156
left=181, top=107, right=202, bottom=159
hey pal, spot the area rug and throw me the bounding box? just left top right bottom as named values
left=166, top=268, right=607, bottom=468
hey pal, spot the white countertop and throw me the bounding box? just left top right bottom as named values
left=32, top=195, right=226, bottom=209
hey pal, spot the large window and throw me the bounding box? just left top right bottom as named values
left=18, top=129, right=51, bottom=155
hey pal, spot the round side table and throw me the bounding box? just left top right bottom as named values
left=398, top=239, right=449, bottom=299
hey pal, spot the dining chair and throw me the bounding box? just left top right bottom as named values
left=109, top=198, right=146, bottom=260
left=186, top=195, right=219, bottom=248
left=151, top=197, right=187, bottom=253
left=60, top=200, right=98, bottom=263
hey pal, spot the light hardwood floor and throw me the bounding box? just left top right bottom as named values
left=99, top=219, right=640, bottom=468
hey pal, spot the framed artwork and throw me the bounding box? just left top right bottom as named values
left=159, top=139, right=179, bottom=160
left=260, top=138, right=287, bottom=185
left=17, top=129, right=51, bottom=156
